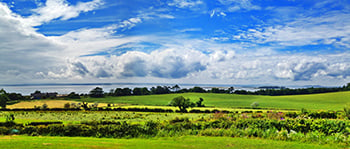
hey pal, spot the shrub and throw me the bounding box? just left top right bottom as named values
left=41, top=103, right=48, bottom=110
left=64, top=103, right=70, bottom=109
left=6, top=113, right=15, bottom=122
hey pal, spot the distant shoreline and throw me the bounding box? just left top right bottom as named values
left=0, top=83, right=340, bottom=96
left=0, top=82, right=335, bottom=88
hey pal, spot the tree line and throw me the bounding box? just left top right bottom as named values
left=88, top=85, right=235, bottom=98
left=89, top=83, right=350, bottom=98
left=234, top=83, right=350, bottom=96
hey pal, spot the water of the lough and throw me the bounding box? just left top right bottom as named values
left=0, top=83, right=259, bottom=95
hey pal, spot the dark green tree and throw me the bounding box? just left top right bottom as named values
left=67, top=92, right=81, bottom=99
left=114, top=88, right=132, bottom=96
left=196, top=97, right=205, bottom=107
left=168, top=96, right=195, bottom=112
left=228, top=87, right=235, bottom=93
left=171, top=84, right=181, bottom=92
left=0, top=89, right=8, bottom=109
left=89, top=87, right=104, bottom=98
left=133, top=87, right=150, bottom=95
left=151, top=86, right=170, bottom=94
left=190, top=87, right=206, bottom=93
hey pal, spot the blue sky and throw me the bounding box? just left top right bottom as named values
left=0, top=0, right=350, bottom=86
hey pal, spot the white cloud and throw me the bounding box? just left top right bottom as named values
left=168, top=0, right=203, bottom=9
left=1, top=1, right=350, bottom=87
left=26, top=0, right=104, bottom=26
left=236, top=9, right=350, bottom=47
left=210, top=0, right=260, bottom=18
left=217, top=0, right=261, bottom=12
left=0, top=1, right=105, bottom=83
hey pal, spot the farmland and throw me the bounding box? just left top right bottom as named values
left=78, top=91, right=350, bottom=110
left=1, top=91, right=349, bottom=149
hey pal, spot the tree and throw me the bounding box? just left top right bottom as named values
left=67, top=92, right=81, bottom=99
left=0, top=89, right=8, bottom=108
left=133, top=87, right=150, bottom=95
left=171, top=84, right=181, bottom=92
left=89, top=87, right=104, bottom=98
left=0, top=90, right=8, bottom=109
left=228, top=87, right=235, bottom=93
left=190, top=87, right=206, bottom=93
left=168, top=96, right=195, bottom=112
left=7, top=93, right=25, bottom=101
left=196, top=97, right=205, bottom=107
left=113, top=88, right=132, bottom=96
left=151, top=86, right=170, bottom=94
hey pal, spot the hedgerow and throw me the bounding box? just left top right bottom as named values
left=0, top=117, right=348, bottom=146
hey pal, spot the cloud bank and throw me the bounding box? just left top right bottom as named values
left=0, top=0, right=349, bottom=87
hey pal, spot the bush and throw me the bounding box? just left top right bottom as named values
left=41, top=103, right=48, bottom=110
left=64, top=103, right=70, bottom=109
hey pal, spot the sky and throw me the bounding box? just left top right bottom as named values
left=0, top=0, right=350, bottom=87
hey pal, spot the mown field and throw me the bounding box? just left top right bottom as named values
left=79, top=91, right=350, bottom=110
left=0, top=135, right=340, bottom=149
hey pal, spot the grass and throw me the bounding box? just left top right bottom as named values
left=7, top=91, right=350, bottom=111
left=0, top=135, right=341, bottom=149
left=79, top=91, right=350, bottom=110
left=0, top=111, right=212, bottom=124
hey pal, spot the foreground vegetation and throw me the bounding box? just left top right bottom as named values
left=1, top=88, right=349, bottom=148
left=0, top=110, right=348, bottom=148
left=0, top=135, right=341, bottom=149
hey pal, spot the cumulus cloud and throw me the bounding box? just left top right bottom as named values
left=0, top=2, right=62, bottom=81
left=64, top=49, right=207, bottom=79
left=0, top=1, right=103, bottom=83
left=149, top=49, right=207, bottom=78
left=275, top=61, right=327, bottom=81
left=116, top=52, right=149, bottom=78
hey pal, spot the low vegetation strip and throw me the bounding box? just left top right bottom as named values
left=0, top=116, right=348, bottom=146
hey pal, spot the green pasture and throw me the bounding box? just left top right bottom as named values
left=0, top=135, right=340, bottom=149
left=80, top=91, right=350, bottom=110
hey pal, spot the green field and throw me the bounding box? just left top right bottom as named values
left=0, top=135, right=340, bottom=149
left=1, top=91, right=349, bottom=149
left=80, top=91, right=350, bottom=110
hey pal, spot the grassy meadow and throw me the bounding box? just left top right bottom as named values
left=1, top=91, right=349, bottom=149
left=0, top=135, right=341, bottom=149
left=78, top=91, right=350, bottom=110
